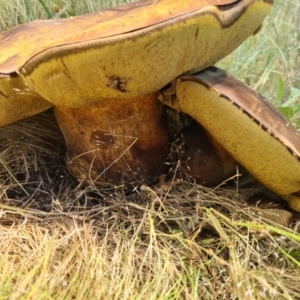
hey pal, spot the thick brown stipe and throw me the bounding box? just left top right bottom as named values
left=54, top=93, right=170, bottom=185
left=178, top=121, right=237, bottom=186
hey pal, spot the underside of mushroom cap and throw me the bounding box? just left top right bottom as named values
left=0, top=74, right=52, bottom=126
left=0, top=0, right=273, bottom=108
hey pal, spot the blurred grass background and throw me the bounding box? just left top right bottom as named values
left=218, top=0, right=300, bottom=125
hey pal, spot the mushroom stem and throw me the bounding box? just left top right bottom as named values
left=177, top=120, right=237, bottom=186
left=54, top=93, right=170, bottom=186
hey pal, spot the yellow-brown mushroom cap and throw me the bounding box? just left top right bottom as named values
left=0, top=0, right=246, bottom=73
left=0, top=0, right=273, bottom=108
left=159, top=66, right=300, bottom=211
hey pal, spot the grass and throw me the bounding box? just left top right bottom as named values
left=217, top=0, right=300, bottom=126
left=0, top=0, right=300, bottom=299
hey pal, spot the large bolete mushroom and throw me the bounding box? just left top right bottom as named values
left=159, top=66, right=300, bottom=212
left=0, top=0, right=273, bottom=185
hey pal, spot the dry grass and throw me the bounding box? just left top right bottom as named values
left=0, top=0, right=300, bottom=299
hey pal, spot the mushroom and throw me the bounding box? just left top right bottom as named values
left=0, top=0, right=273, bottom=186
left=159, top=66, right=300, bottom=212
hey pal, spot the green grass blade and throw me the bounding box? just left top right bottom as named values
left=37, top=0, right=52, bottom=19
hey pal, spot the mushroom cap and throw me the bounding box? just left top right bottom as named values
left=0, top=0, right=273, bottom=111
left=188, top=67, right=300, bottom=158
left=159, top=66, right=300, bottom=211
left=0, top=0, right=239, bottom=74
left=0, top=75, right=52, bottom=126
